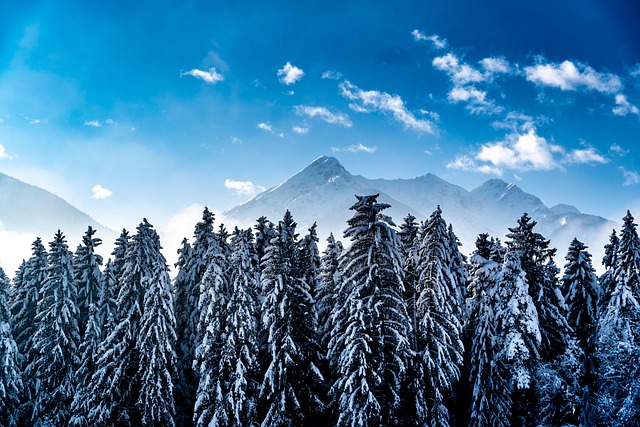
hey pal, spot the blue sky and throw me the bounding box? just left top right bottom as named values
left=1, top=0, right=639, bottom=238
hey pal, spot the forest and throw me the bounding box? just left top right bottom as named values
left=0, top=193, right=639, bottom=427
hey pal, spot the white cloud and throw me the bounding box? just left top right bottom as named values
left=630, top=64, right=640, bottom=79
left=480, top=57, right=511, bottom=75
left=411, top=29, right=447, bottom=49
left=331, top=143, right=377, bottom=154
left=524, top=60, right=622, bottom=94
left=292, top=126, right=309, bottom=135
left=477, top=129, right=560, bottom=172
left=91, top=184, right=113, bottom=200
left=448, top=86, right=502, bottom=115
left=491, top=112, right=537, bottom=133
left=27, top=118, right=47, bottom=125
left=612, top=93, right=640, bottom=117
left=231, top=136, right=242, bottom=144
left=224, top=179, right=266, bottom=196
left=339, top=80, right=436, bottom=134
left=433, top=53, right=485, bottom=85
left=257, top=122, right=275, bottom=134
left=0, top=145, right=11, bottom=159
left=620, top=167, right=640, bottom=186
left=277, top=62, right=304, bottom=85
left=563, top=147, right=609, bottom=164
left=105, top=118, right=116, bottom=126
left=83, top=120, right=102, bottom=127
left=609, top=144, right=628, bottom=156
left=322, top=70, right=343, bottom=80
left=446, top=155, right=502, bottom=175
left=180, top=67, right=224, bottom=84
left=294, top=105, right=352, bottom=127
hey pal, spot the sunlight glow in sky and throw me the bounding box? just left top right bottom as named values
left=1, top=0, right=639, bottom=240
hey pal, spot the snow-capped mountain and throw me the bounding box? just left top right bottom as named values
left=223, top=156, right=616, bottom=263
left=0, top=172, right=114, bottom=272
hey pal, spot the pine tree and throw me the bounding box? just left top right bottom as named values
left=493, top=250, right=541, bottom=426
left=87, top=219, right=171, bottom=426
left=561, top=238, right=601, bottom=425
left=411, top=207, right=464, bottom=427
left=31, top=230, right=80, bottom=426
left=137, top=233, right=177, bottom=427
left=176, top=207, right=217, bottom=427
left=599, top=229, right=620, bottom=311
left=74, top=226, right=104, bottom=337
left=466, top=248, right=509, bottom=427
left=205, top=228, right=261, bottom=427
left=259, top=210, right=325, bottom=427
left=595, top=211, right=640, bottom=425
left=317, top=233, right=343, bottom=350
left=254, top=216, right=276, bottom=264
left=0, top=266, right=22, bottom=427
left=98, top=260, right=119, bottom=339
left=9, top=238, right=48, bottom=422
left=328, top=194, right=411, bottom=427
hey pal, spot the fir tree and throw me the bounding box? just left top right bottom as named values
left=259, top=210, right=325, bottom=427
left=31, top=230, right=80, bottom=426
left=74, top=226, right=104, bottom=337
left=328, top=194, right=411, bottom=427
left=411, top=207, right=464, bottom=427
left=98, top=260, right=119, bottom=339
left=595, top=211, right=640, bottom=425
left=254, top=216, right=276, bottom=265
left=599, top=229, right=619, bottom=311
left=0, top=266, right=22, bottom=427
left=317, top=233, right=343, bottom=350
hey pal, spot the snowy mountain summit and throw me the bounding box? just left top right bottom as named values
left=224, top=155, right=614, bottom=258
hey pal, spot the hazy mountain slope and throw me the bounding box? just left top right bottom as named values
left=223, top=156, right=616, bottom=267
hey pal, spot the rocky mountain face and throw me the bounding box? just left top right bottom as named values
left=223, top=156, right=615, bottom=265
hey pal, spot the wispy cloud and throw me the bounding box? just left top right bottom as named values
left=257, top=122, right=283, bottom=137
left=612, top=93, right=640, bottom=117
left=524, top=59, right=621, bottom=94
left=277, top=62, right=304, bottom=85
left=91, top=184, right=113, bottom=200
left=27, top=117, right=47, bottom=125
left=620, top=167, right=640, bottom=186
left=0, top=144, right=12, bottom=159
left=331, top=143, right=377, bottom=154
left=292, top=126, right=309, bottom=135
left=562, top=146, right=609, bottom=164
left=448, top=86, right=502, bottom=115
left=180, top=67, right=224, bottom=84
left=224, top=179, right=266, bottom=196
left=83, top=120, right=102, bottom=127
left=433, top=53, right=485, bottom=85
left=322, top=70, right=343, bottom=80
left=294, top=105, right=352, bottom=127
left=411, top=29, right=447, bottom=49
left=609, top=144, right=628, bottom=156
left=339, top=80, right=436, bottom=134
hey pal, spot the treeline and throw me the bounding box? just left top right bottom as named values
left=0, top=193, right=639, bottom=426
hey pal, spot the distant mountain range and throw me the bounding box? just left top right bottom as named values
left=0, top=172, right=114, bottom=273
left=224, top=156, right=616, bottom=264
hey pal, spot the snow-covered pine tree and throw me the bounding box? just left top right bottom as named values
left=259, top=210, right=325, bottom=427
left=98, top=259, right=119, bottom=339
left=0, top=266, right=22, bottom=427
left=137, top=228, right=177, bottom=427
left=9, top=238, right=47, bottom=423
left=175, top=207, right=217, bottom=427
left=599, top=229, right=619, bottom=312
left=506, top=213, right=582, bottom=426
left=411, top=206, right=464, bottom=427
left=193, top=222, right=229, bottom=427
left=254, top=216, right=276, bottom=265
left=70, top=303, right=103, bottom=427
left=448, top=224, right=468, bottom=321
left=31, top=230, right=80, bottom=426
left=466, top=246, right=509, bottom=427
left=202, top=228, right=261, bottom=427
left=561, top=238, right=601, bottom=425
left=74, top=226, right=104, bottom=337
left=493, top=250, right=541, bottom=426
left=87, top=219, right=170, bottom=425
left=317, top=233, right=343, bottom=351
left=110, top=229, right=131, bottom=282
left=595, top=211, right=640, bottom=425
left=328, top=194, right=411, bottom=427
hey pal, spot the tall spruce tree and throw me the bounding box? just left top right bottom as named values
left=411, top=207, right=464, bottom=427
left=31, top=230, right=80, bottom=426
left=74, top=226, right=104, bottom=337
left=0, top=266, right=22, bottom=427
left=10, top=237, right=48, bottom=422
left=599, top=229, right=620, bottom=311
left=259, top=211, right=325, bottom=426
left=328, top=194, right=411, bottom=427
left=254, top=216, right=276, bottom=264
left=317, top=233, right=343, bottom=350
left=175, top=207, right=217, bottom=427
left=595, top=211, right=640, bottom=425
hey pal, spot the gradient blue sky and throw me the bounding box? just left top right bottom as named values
left=1, top=0, right=639, bottom=235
